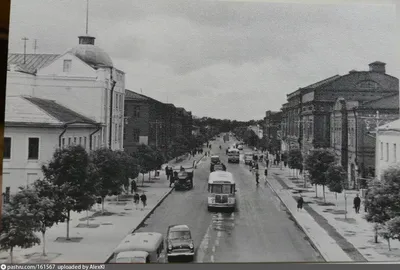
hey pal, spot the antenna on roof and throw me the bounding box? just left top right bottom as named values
left=33, top=39, right=38, bottom=54
left=22, top=37, right=29, bottom=64
left=86, top=0, right=89, bottom=35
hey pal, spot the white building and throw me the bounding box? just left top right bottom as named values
left=3, top=95, right=101, bottom=194
left=248, top=125, right=263, bottom=139
left=375, top=119, right=400, bottom=181
left=7, top=34, right=125, bottom=151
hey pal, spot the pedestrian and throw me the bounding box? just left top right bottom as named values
left=264, top=167, right=268, bottom=181
left=130, top=179, right=137, bottom=194
left=140, top=192, right=147, bottom=210
left=265, top=158, right=270, bottom=168
left=165, top=166, right=170, bottom=181
left=297, top=196, right=304, bottom=211
left=169, top=170, right=176, bottom=187
left=255, top=171, right=260, bottom=184
left=133, top=192, right=140, bottom=210
left=353, top=194, right=361, bottom=214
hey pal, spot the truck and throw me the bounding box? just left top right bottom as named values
left=223, top=133, right=229, bottom=142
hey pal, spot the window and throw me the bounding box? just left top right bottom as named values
left=123, top=125, right=127, bottom=141
left=134, top=106, right=140, bottom=117
left=4, top=137, right=11, bottom=159
left=115, top=124, right=118, bottom=142
left=84, top=137, right=87, bottom=148
left=74, top=137, right=77, bottom=145
left=79, top=137, right=82, bottom=145
left=28, top=137, right=39, bottom=160
left=380, top=142, right=383, bottom=160
left=386, top=143, right=389, bottom=162
left=62, top=138, right=65, bottom=147
left=68, top=137, right=72, bottom=145
left=394, top=143, right=397, bottom=162
left=63, top=60, right=72, bottom=72
left=133, top=128, right=140, bottom=142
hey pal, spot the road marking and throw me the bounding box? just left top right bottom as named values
left=196, top=222, right=213, bottom=263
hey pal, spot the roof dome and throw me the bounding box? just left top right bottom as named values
left=68, top=36, right=113, bottom=68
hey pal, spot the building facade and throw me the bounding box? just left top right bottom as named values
left=3, top=96, right=100, bottom=194
left=7, top=35, right=125, bottom=151
left=282, top=62, right=398, bottom=160
left=375, top=119, right=400, bottom=181
left=331, top=94, right=399, bottom=188
left=263, top=110, right=282, bottom=153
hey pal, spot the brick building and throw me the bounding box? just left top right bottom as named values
left=263, top=110, right=282, bottom=153
left=331, top=93, right=399, bottom=188
left=281, top=62, right=398, bottom=161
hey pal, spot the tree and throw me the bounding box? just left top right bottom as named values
left=131, top=144, right=155, bottom=186
left=287, top=148, right=302, bottom=178
left=386, top=216, right=400, bottom=242
left=89, top=148, right=125, bottom=213
left=115, top=151, right=139, bottom=193
left=304, top=148, right=336, bottom=201
left=0, top=191, right=41, bottom=263
left=28, top=179, right=65, bottom=256
left=325, top=164, right=346, bottom=204
left=364, top=165, right=400, bottom=243
left=41, top=145, right=93, bottom=240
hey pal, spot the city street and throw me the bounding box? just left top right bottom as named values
left=135, top=137, right=324, bottom=263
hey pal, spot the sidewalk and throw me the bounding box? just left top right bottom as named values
left=0, top=152, right=206, bottom=264
left=264, top=162, right=400, bottom=262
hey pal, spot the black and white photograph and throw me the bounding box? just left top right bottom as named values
left=0, top=0, right=400, bottom=265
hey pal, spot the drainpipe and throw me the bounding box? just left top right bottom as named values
left=108, top=68, right=116, bottom=150
left=59, top=124, right=68, bottom=148
left=90, top=125, right=102, bottom=151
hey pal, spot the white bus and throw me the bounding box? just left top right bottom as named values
left=207, top=171, right=237, bottom=211
left=111, top=232, right=165, bottom=263
left=227, top=148, right=240, bottom=163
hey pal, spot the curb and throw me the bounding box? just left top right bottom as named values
left=264, top=177, right=329, bottom=262
left=104, top=186, right=175, bottom=263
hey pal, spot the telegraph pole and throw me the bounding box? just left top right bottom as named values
left=33, top=39, right=38, bottom=54
left=22, top=37, right=29, bottom=63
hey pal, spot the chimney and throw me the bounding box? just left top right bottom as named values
left=78, top=35, right=95, bottom=45
left=368, top=61, right=386, bottom=74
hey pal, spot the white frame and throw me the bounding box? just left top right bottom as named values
left=63, top=59, right=72, bottom=73
left=3, top=135, right=12, bottom=161
left=27, top=136, right=41, bottom=162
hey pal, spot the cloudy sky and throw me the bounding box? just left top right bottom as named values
left=8, top=0, right=398, bottom=121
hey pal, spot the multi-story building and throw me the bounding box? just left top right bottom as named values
left=3, top=95, right=100, bottom=194
left=282, top=61, right=398, bottom=160
left=7, top=34, right=125, bottom=151
left=331, top=94, right=399, bottom=188
left=263, top=110, right=282, bottom=153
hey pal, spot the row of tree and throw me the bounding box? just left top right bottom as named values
left=284, top=147, right=400, bottom=248
left=0, top=133, right=208, bottom=262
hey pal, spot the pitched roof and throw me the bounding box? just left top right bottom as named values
left=360, top=93, right=399, bottom=110
left=8, top=53, right=60, bottom=74
left=125, top=89, right=149, bottom=101
left=302, top=75, right=341, bottom=89
left=379, top=118, right=400, bottom=131
left=24, top=96, right=96, bottom=124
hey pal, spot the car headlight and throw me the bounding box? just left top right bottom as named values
left=189, top=243, right=194, bottom=249
left=168, top=244, right=172, bottom=250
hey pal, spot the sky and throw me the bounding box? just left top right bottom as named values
left=7, top=0, right=399, bottom=121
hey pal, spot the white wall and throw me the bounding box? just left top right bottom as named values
left=3, top=125, right=97, bottom=194
left=375, top=130, right=400, bottom=181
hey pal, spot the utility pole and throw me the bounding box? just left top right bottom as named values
left=22, top=37, right=29, bottom=64
left=33, top=39, right=38, bottom=54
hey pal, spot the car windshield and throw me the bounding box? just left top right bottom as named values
left=169, top=230, right=191, bottom=240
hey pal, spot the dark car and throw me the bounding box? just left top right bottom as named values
left=210, top=155, right=220, bottom=165
left=173, top=169, right=194, bottom=190
left=166, top=224, right=195, bottom=262
left=210, top=163, right=226, bottom=172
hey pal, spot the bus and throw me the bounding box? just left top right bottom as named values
left=207, top=171, right=237, bottom=211
left=227, top=148, right=240, bottom=163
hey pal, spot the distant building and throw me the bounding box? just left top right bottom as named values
left=331, top=94, right=399, bottom=188
left=3, top=95, right=100, bottom=194
left=7, top=34, right=125, bottom=151
left=263, top=110, right=282, bottom=153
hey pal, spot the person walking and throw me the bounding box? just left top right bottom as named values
left=255, top=170, right=260, bottom=184
left=264, top=167, right=268, bottom=182
left=140, top=192, right=147, bottom=211
left=353, top=194, right=361, bottom=214
left=165, top=166, right=170, bottom=182
left=133, top=192, right=140, bottom=210
left=297, top=196, right=304, bottom=211
left=130, top=179, right=137, bottom=194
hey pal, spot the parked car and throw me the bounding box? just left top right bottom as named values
left=166, top=224, right=195, bottom=262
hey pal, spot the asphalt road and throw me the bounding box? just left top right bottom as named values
left=135, top=135, right=324, bottom=263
